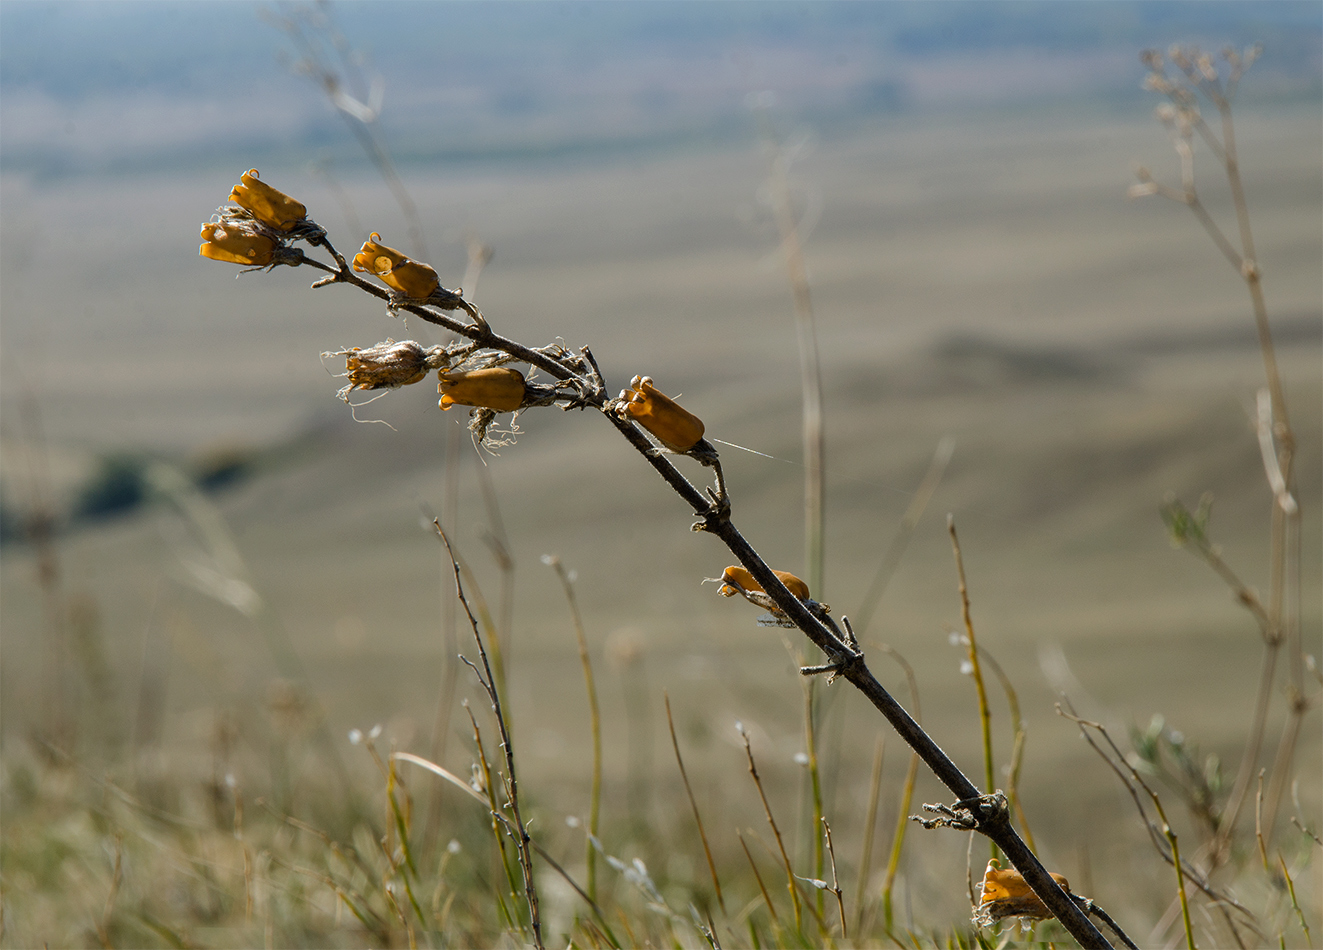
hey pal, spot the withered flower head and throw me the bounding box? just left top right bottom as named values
left=438, top=367, right=527, bottom=413
left=620, top=375, right=704, bottom=451
left=335, top=340, right=439, bottom=393
left=353, top=233, right=440, bottom=299
left=717, top=565, right=812, bottom=602
left=200, top=221, right=276, bottom=266
left=229, top=169, right=307, bottom=231
left=974, top=860, right=1070, bottom=926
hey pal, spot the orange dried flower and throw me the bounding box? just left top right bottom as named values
left=718, top=566, right=811, bottom=602
left=199, top=221, right=276, bottom=266
left=229, top=169, right=307, bottom=231
left=977, top=860, right=1070, bottom=923
left=620, top=375, right=704, bottom=451
left=353, top=233, right=440, bottom=299
left=438, top=368, right=527, bottom=412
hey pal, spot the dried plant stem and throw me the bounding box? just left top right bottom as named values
left=1255, top=770, right=1270, bottom=872
left=1140, top=46, right=1307, bottom=854
left=822, top=818, right=846, bottom=940
left=702, top=522, right=1104, bottom=943
left=854, top=437, right=955, bottom=636
left=878, top=645, right=920, bottom=937
left=213, top=219, right=1115, bottom=949
left=434, top=523, right=543, bottom=949
left=547, top=556, right=603, bottom=904
left=975, top=644, right=1035, bottom=853
left=947, top=517, right=996, bottom=854
left=1204, top=76, right=1293, bottom=442
left=1278, top=855, right=1311, bottom=947
left=852, top=733, right=885, bottom=935
left=1161, top=495, right=1278, bottom=855
left=740, top=726, right=802, bottom=933
left=466, top=704, right=520, bottom=932
left=738, top=832, right=781, bottom=930
left=1059, top=705, right=1196, bottom=948
left=1262, top=467, right=1306, bottom=836
left=665, top=694, right=725, bottom=913
left=802, top=675, right=826, bottom=917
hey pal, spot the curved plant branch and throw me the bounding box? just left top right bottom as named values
left=200, top=193, right=1123, bottom=949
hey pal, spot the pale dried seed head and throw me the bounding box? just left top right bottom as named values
left=1143, top=74, right=1171, bottom=93
left=326, top=339, right=453, bottom=398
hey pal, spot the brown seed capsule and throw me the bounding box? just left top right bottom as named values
left=717, top=566, right=811, bottom=602
left=977, top=860, right=1070, bottom=923
left=353, top=233, right=441, bottom=299
left=229, top=169, right=307, bottom=231
left=437, top=367, right=527, bottom=412
left=620, top=375, right=704, bottom=451
left=199, top=221, right=276, bottom=265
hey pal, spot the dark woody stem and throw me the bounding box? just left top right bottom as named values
left=302, top=237, right=596, bottom=392
left=289, top=233, right=1118, bottom=950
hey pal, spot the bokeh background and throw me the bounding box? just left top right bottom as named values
left=1, top=2, right=1320, bottom=944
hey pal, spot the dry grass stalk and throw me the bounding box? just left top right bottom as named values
left=739, top=722, right=803, bottom=934
left=971, top=642, right=1035, bottom=853
left=852, top=733, right=885, bottom=935
left=544, top=554, right=603, bottom=905
left=821, top=818, right=846, bottom=939
left=947, top=515, right=997, bottom=859
left=737, top=831, right=780, bottom=930
left=434, top=523, right=543, bottom=948
left=665, top=693, right=726, bottom=914
left=877, top=645, right=921, bottom=938
left=1057, top=703, right=1227, bottom=949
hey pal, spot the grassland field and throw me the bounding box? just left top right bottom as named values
left=1, top=104, right=1319, bottom=940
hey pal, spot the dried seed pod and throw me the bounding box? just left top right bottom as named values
left=438, top=367, right=527, bottom=412
left=620, top=375, right=704, bottom=451
left=717, top=565, right=811, bottom=602
left=199, top=221, right=276, bottom=265
left=229, top=169, right=307, bottom=231
left=976, top=860, right=1070, bottom=924
left=340, top=340, right=433, bottom=391
left=353, top=233, right=441, bottom=299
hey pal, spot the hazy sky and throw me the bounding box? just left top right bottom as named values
left=2, top=1, right=1319, bottom=178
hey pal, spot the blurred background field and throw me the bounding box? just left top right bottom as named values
left=1, top=2, right=1320, bottom=946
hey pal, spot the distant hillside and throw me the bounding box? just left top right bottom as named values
left=2, top=1, right=1318, bottom=178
